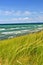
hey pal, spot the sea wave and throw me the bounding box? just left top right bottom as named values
left=1, top=27, right=43, bottom=36
left=8, top=36, right=14, bottom=39
left=21, top=30, right=29, bottom=32
left=1, top=30, right=30, bottom=35
left=0, top=28, right=5, bottom=31
left=37, top=28, right=43, bottom=30
left=9, top=27, right=20, bottom=30
left=38, top=25, right=43, bottom=27
left=0, top=27, right=21, bottom=31
left=1, top=31, right=21, bottom=35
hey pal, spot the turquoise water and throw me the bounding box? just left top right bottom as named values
left=0, top=23, right=43, bottom=40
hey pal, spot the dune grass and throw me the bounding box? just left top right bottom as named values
left=0, top=31, right=43, bottom=65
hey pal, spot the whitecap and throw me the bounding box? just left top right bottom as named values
left=38, top=25, right=42, bottom=27
left=1, top=31, right=21, bottom=35
left=8, top=36, right=14, bottom=39
left=0, top=28, right=5, bottom=31
left=9, top=27, right=20, bottom=30
left=37, top=28, right=43, bottom=30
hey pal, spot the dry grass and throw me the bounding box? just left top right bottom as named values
left=0, top=31, right=43, bottom=65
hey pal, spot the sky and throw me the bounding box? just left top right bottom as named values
left=0, top=0, right=43, bottom=24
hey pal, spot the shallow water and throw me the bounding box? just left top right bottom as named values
left=0, top=23, right=43, bottom=40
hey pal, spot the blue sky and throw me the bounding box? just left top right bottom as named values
left=0, top=0, right=43, bottom=23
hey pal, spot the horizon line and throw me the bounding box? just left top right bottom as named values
left=0, top=22, right=43, bottom=25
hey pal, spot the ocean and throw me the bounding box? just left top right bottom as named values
left=0, top=23, right=43, bottom=40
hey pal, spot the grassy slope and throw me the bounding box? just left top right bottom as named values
left=0, top=31, right=43, bottom=65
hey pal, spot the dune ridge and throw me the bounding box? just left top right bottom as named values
left=0, top=30, right=43, bottom=65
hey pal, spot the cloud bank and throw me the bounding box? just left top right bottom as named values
left=0, top=10, right=43, bottom=23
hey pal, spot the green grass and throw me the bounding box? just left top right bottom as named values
left=0, top=31, right=43, bottom=65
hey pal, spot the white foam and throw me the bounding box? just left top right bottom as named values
left=2, top=29, right=41, bottom=35
left=21, top=27, right=31, bottom=29
left=1, top=31, right=21, bottom=35
left=20, top=30, right=30, bottom=33
left=37, top=28, right=43, bottom=30
left=21, top=27, right=27, bottom=28
left=38, top=25, right=42, bottom=27
left=8, top=36, right=14, bottom=38
left=21, top=30, right=29, bottom=32
left=0, top=28, right=5, bottom=31
left=33, top=25, right=37, bottom=27
left=1, top=29, right=30, bottom=35
left=9, top=28, right=20, bottom=30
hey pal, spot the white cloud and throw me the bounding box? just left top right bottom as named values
left=14, top=11, right=21, bottom=16
left=0, top=10, right=43, bottom=16
left=0, top=10, right=15, bottom=15
left=39, top=12, right=43, bottom=14
left=23, top=11, right=31, bottom=16
left=36, top=16, right=43, bottom=21
left=0, top=17, right=33, bottom=23
left=0, top=10, right=31, bottom=16
left=4, top=11, right=12, bottom=15
left=0, top=10, right=43, bottom=23
left=0, top=16, right=43, bottom=23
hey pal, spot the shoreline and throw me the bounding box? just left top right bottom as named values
left=0, top=28, right=43, bottom=65
left=0, top=29, right=43, bottom=41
